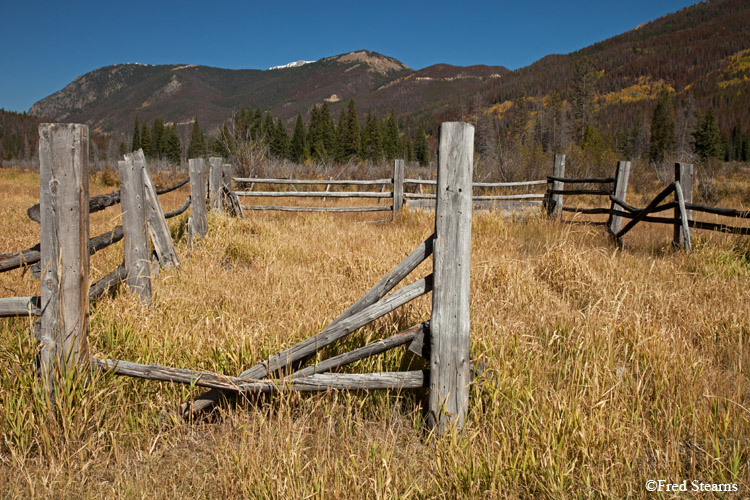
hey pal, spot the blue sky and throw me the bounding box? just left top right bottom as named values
left=1, top=0, right=699, bottom=112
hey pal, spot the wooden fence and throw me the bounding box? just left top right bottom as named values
left=1, top=121, right=477, bottom=435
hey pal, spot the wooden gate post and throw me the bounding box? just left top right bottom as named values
left=674, top=162, right=693, bottom=249
left=209, top=157, right=223, bottom=212
left=189, top=158, right=208, bottom=238
left=608, top=160, right=631, bottom=236
left=392, top=158, right=404, bottom=220
left=222, top=163, right=232, bottom=190
left=120, top=152, right=152, bottom=303
left=547, top=154, right=565, bottom=218
left=38, top=123, right=90, bottom=403
left=428, top=122, right=474, bottom=434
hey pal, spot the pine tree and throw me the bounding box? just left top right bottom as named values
left=271, top=118, right=289, bottom=159
left=165, top=125, right=182, bottom=164
left=694, top=108, right=722, bottom=161
left=571, top=57, right=598, bottom=143
left=414, top=126, right=430, bottom=166
left=187, top=118, right=207, bottom=159
left=141, top=123, right=152, bottom=158
left=131, top=117, right=141, bottom=152
left=361, top=113, right=383, bottom=161
left=119, top=142, right=127, bottom=156
left=649, top=93, right=675, bottom=163
left=290, top=113, right=306, bottom=163
left=338, top=99, right=361, bottom=161
left=152, top=118, right=165, bottom=158
left=320, top=102, right=337, bottom=156
left=382, top=112, right=400, bottom=160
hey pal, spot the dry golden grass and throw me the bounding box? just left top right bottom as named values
left=0, top=169, right=748, bottom=499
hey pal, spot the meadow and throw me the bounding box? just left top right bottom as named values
left=0, top=167, right=748, bottom=499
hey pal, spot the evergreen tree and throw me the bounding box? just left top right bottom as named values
left=131, top=117, right=141, bottom=152
left=361, top=113, right=383, bottom=161
left=165, top=125, right=182, bottom=164
left=338, top=99, right=361, bottom=161
left=271, top=118, right=289, bottom=159
left=152, top=118, right=165, bottom=158
left=414, top=126, right=430, bottom=166
left=141, top=123, right=152, bottom=158
left=320, top=102, right=337, bottom=156
left=694, top=108, right=722, bottom=161
left=382, top=112, right=400, bottom=160
left=187, top=118, right=207, bottom=159
left=290, top=113, right=307, bottom=163
left=571, top=57, right=598, bottom=143
left=649, top=93, right=675, bottom=163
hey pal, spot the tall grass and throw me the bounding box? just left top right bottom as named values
left=0, top=170, right=748, bottom=498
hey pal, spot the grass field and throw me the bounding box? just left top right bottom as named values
left=0, top=168, right=748, bottom=498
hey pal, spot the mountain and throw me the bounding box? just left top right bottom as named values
left=28, top=50, right=509, bottom=135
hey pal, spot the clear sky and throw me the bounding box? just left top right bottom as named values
left=1, top=0, right=699, bottom=113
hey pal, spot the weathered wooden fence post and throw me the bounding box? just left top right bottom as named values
left=674, top=162, right=693, bottom=249
left=222, top=163, right=232, bottom=190
left=547, top=154, right=565, bottom=218
left=132, top=150, right=179, bottom=268
left=428, top=122, right=473, bottom=434
left=608, top=160, right=631, bottom=236
left=189, top=158, right=208, bottom=238
left=392, top=158, right=404, bottom=220
left=209, top=157, right=223, bottom=212
left=120, top=152, right=152, bottom=303
left=38, top=123, right=90, bottom=403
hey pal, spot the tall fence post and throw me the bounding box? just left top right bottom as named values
left=428, top=122, right=473, bottom=434
left=189, top=158, right=208, bottom=238
left=674, top=162, right=693, bottom=248
left=608, top=160, right=631, bottom=237
left=209, top=156, right=223, bottom=212
left=120, top=152, right=152, bottom=303
left=547, top=154, right=565, bottom=218
left=38, top=123, right=90, bottom=404
left=222, top=163, right=232, bottom=190
left=392, top=158, right=404, bottom=220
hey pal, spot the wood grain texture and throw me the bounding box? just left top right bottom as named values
left=38, top=123, right=91, bottom=401
left=120, top=153, right=152, bottom=303
left=92, top=357, right=426, bottom=393
left=289, top=323, right=426, bottom=378
left=0, top=296, right=41, bottom=317
left=393, top=159, right=404, bottom=219
left=428, top=122, right=474, bottom=433
left=135, top=151, right=179, bottom=268
left=233, top=177, right=390, bottom=186
left=608, top=161, right=631, bottom=236
left=241, top=205, right=390, bottom=213
left=209, top=157, right=223, bottom=212
left=674, top=163, right=693, bottom=248
left=235, top=191, right=391, bottom=198
left=547, top=154, right=565, bottom=218
left=188, top=159, right=208, bottom=238
left=675, top=180, right=692, bottom=252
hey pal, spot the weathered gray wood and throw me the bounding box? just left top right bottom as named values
left=674, top=180, right=692, bottom=252
left=92, top=357, right=426, bottom=393
left=241, top=205, right=391, bottom=213
left=547, top=175, right=614, bottom=184
left=235, top=191, right=391, bottom=198
left=547, top=154, right=565, bottom=218
left=472, top=180, right=548, bottom=187
left=134, top=151, right=179, bottom=268
left=120, top=154, right=152, bottom=303
left=674, top=163, right=693, bottom=248
left=222, top=163, right=232, bottom=189
left=233, top=177, right=390, bottom=186
left=405, top=193, right=545, bottom=201
left=185, top=271, right=434, bottom=417
left=188, top=159, right=208, bottom=238
left=289, top=323, right=426, bottom=378
left=608, top=161, right=631, bottom=236
left=428, top=121, right=474, bottom=433
left=0, top=296, right=41, bottom=317
left=38, top=123, right=91, bottom=402
left=209, top=157, right=223, bottom=212
left=393, top=159, right=404, bottom=219
left=404, top=178, right=437, bottom=186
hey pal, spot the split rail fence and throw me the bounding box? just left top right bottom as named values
left=0, top=121, right=478, bottom=435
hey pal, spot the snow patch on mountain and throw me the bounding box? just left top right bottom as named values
left=268, top=60, right=314, bottom=70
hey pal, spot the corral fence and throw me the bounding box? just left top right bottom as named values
left=0, top=121, right=479, bottom=435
